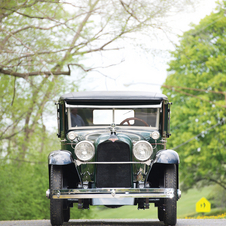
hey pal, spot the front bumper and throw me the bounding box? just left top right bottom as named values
left=46, top=188, right=177, bottom=199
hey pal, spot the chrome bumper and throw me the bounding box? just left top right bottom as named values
left=47, top=188, right=175, bottom=199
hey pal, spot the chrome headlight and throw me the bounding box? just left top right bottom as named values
left=151, top=131, right=160, bottom=140
left=133, top=141, right=153, bottom=161
left=67, top=131, right=77, bottom=141
left=74, top=141, right=95, bottom=161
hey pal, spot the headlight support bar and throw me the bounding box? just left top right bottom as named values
left=74, top=159, right=152, bottom=166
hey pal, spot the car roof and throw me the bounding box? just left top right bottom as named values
left=60, top=91, right=168, bottom=105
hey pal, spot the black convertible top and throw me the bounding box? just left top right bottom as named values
left=60, top=91, right=168, bottom=105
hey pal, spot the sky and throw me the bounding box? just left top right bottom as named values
left=77, top=0, right=218, bottom=94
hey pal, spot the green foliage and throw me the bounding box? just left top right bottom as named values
left=0, top=74, right=84, bottom=220
left=0, top=132, right=92, bottom=220
left=162, top=1, right=226, bottom=194
left=0, top=162, right=49, bottom=220
left=208, top=185, right=226, bottom=209
left=0, top=134, right=53, bottom=220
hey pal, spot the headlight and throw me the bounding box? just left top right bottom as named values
left=74, top=141, right=95, bottom=161
left=151, top=131, right=160, bottom=140
left=133, top=141, right=153, bottom=161
left=67, top=131, right=77, bottom=141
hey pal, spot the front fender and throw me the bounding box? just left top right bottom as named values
left=154, top=149, right=179, bottom=164
left=48, top=150, right=74, bottom=165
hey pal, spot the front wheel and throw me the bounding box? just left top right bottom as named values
left=164, top=164, right=177, bottom=226
left=63, top=207, right=70, bottom=222
left=50, top=165, right=64, bottom=226
left=158, top=206, right=164, bottom=222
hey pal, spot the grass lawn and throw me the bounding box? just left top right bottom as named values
left=177, top=186, right=213, bottom=218
left=79, top=186, right=217, bottom=219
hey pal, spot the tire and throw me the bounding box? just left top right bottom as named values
left=158, top=206, right=164, bottom=222
left=164, top=164, right=177, bottom=226
left=50, top=165, right=64, bottom=226
left=63, top=208, right=70, bottom=222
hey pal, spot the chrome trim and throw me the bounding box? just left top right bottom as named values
left=46, top=189, right=50, bottom=198
left=74, top=159, right=152, bottom=166
left=69, top=125, right=159, bottom=131
left=51, top=188, right=174, bottom=199
left=133, top=141, right=153, bottom=161
left=67, top=106, right=160, bottom=130
left=66, top=104, right=162, bottom=108
left=74, top=140, right=95, bottom=161
left=177, top=189, right=182, bottom=200
left=92, top=198, right=134, bottom=205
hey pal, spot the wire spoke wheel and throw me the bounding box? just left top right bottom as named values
left=50, top=165, right=64, bottom=226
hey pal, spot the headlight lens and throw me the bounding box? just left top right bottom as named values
left=74, top=141, right=95, bottom=161
left=133, top=141, right=153, bottom=161
left=151, top=131, right=160, bottom=140
left=67, top=131, right=77, bottom=141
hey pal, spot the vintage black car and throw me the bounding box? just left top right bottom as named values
left=46, top=91, right=181, bottom=226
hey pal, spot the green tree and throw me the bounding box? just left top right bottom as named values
left=0, top=132, right=92, bottom=220
left=0, top=76, right=82, bottom=220
left=0, top=0, right=197, bottom=154
left=0, top=0, right=195, bottom=78
left=0, top=0, right=199, bottom=220
left=162, top=1, right=226, bottom=194
left=0, top=0, right=199, bottom=170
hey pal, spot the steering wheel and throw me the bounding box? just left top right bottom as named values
left=119, top=117, right=149, bottom=126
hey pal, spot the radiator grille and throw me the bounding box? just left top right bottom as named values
left=96, top=141, right=131, bottom=188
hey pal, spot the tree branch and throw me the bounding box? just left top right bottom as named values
left=0, top=67, right=70, bottom=78
left=204, top=177, right=226, bottom=190
left=69, top=60, right=124, bottom=80
left=120, top=0, right=140, bottom=22
left=54, top=0, right=100, bottom=70
left=0, top=112, right=26, bottom=140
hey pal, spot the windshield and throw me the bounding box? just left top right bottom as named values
left=68, top=106, right=159, bottom=129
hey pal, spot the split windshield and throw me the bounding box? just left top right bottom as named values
left=67, top=106, right=160, bottom=129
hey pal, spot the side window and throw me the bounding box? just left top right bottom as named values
left=70, top=108, right=93, bottom=127
left=70, top=108, right=86, bottom=127
left=134, top=108, right=158, bottom=127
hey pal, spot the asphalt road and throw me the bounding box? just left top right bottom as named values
left=1, top=219, right=226, bottom=226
